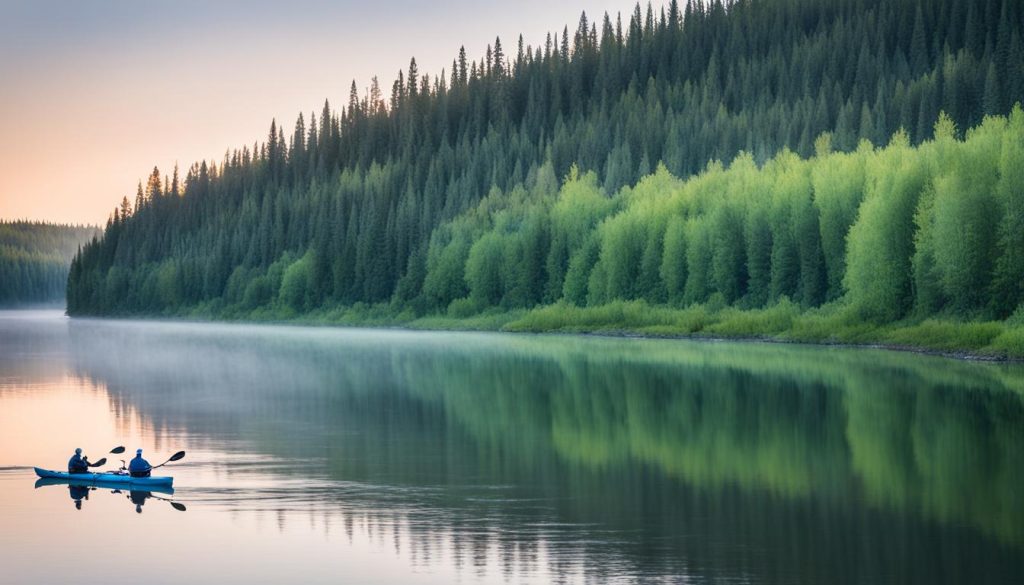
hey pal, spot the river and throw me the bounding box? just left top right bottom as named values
left=0, top=310, right=1021, bottom=584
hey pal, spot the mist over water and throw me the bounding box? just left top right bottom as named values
left=1, top=311, right=1022, bottom=584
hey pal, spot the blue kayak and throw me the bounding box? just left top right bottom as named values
left=34, top=467, right=173, bottom=488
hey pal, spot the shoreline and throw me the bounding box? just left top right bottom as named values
left=60, top=307, right=1024, bottom=364
left=568, top=330, right=1017, bottom=363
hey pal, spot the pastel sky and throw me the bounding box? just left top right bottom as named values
left=0, top=0, right=638, bottom=225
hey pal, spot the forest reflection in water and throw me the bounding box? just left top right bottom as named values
left=2, top=313, right=1022, bottom=584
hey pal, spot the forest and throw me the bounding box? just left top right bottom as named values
left=1, top=222, right=99, bottom=305
left=67, top=0, right=1024, bottom=356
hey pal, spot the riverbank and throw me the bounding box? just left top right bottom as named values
left=76, top=298, right=1024, bottom=362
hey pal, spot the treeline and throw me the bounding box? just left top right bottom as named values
left=0, top=222, right=99, bottom=305
left=417, top=111, right=1024, bottom=325
left=68, top=0, right=1024, bottom=322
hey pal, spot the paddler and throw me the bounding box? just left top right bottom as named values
left=128, top=449, right=152, bottom=478
left=67, top=448, right=89, bottom=474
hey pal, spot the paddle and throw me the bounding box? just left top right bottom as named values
left=148, top=451, right=186, bottom=471
left=85, top=446, right=126, bottom=469
left=123, top=493, right=187, bottom=512
left=149, top=494, right=187, bottom=512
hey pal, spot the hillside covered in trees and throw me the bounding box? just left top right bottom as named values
left=1, top=222, right=99, bottom=306
left=68, top=0, right=1024, bottom=355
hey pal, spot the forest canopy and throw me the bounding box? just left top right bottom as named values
left=1, top=222, right=99, bottom=305
left=66, top=0, right=1024, bottom=353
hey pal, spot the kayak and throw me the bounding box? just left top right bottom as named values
left=34, top=468, right=173, bottom=488
left=34, top=477, right=174, bottom=496
left=34, top=467, right=173, bottom=488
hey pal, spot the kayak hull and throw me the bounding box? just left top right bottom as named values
left=34, top=467, right=173, bottom=488
left=34, top=477, right=174, bottom=496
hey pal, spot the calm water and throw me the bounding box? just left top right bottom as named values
left=0, top=311, right=1022, bottom=584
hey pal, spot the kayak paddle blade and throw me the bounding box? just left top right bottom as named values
left=168, top=451, right=186, bottom=462
left=110, top=446, right=126, bottom=454
left=171, top=502, right=187, bottom=512
left=90, top=458, right=107, bottom=467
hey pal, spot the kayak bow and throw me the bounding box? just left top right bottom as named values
left=34, top=467, right=173, bottom=488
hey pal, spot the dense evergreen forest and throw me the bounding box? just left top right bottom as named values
left=68, top=0, right=1024, bottom=354
left=1, top=222, right=99, bottom=305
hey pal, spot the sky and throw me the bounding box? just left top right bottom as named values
left=0, top=0, right=640, bottom=226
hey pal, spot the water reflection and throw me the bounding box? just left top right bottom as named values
left=68, top=482, right=87, bottom=510
left=34, top=477, right=183, bottom=513
left=3, top=312, right=1024, bottom=584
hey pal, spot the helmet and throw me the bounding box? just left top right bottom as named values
left=136, top=449, right=143, bottom=455
left=75, top=448, right=82, bottom=455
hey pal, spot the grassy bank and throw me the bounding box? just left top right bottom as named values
left=504, top=300, right=1024, bottom=359
left=158, top=298, right=1024, bottom=361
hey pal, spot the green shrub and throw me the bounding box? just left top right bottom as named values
left=706, top=299, right=801, bottom=336
left=447, top=297, right=484, bottom=318
left=987, top=326, right=1024, bottom=358
left=884, top=320, right=1004, bottom=351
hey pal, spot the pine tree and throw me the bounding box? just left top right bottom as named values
left=909, top=6, right=929, bottom=76
left=66, top=0, right=1024, bottom=328
left=983, top=62, right=1001, bottom=116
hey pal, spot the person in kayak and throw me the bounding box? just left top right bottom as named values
left=128, top=449, right=152, bottom=478
left=67, top=448, right=89, bottom=474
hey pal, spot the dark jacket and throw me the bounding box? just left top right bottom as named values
left=68, top=453, right=88, bottom=474
left=128, top=454, right=151, bottom=477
